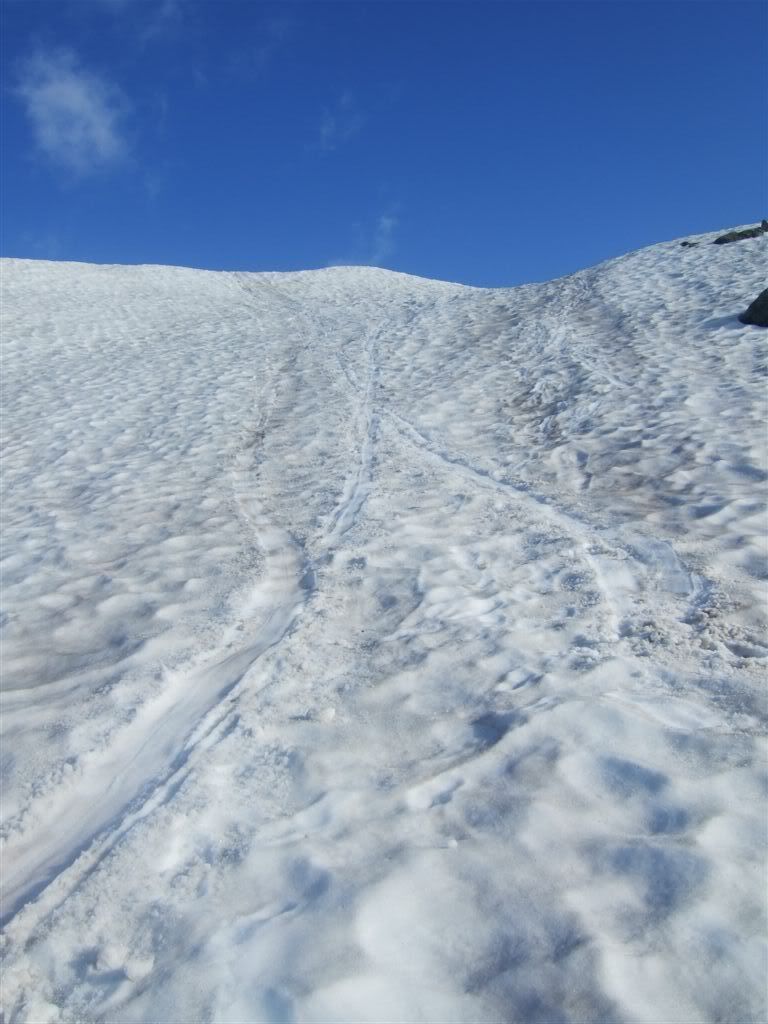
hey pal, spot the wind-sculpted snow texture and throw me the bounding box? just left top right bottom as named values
left=1, top=229, right=766, bottom=1024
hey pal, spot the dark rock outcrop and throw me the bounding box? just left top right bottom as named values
left=738, top=288, right=768, bottom=327
left=713, top=221, right=768, bottom=245
left=680, top=240, right=698, bottom=248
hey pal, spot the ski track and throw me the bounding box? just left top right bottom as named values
left=1, top=234, right=767, bottom=1024
left=1, top=283, right=317, bottom=931
left=1, top=275, right=393, bottom=940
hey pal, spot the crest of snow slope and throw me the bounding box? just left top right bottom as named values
left=0, top=230, right=766, bottom=1024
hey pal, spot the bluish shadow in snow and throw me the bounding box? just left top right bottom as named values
left=470, top=711, right=519, bottom=751
left=603, top=841, right=709, bottom=919
left=599, top=756, right=667, bottom=798
left=701, top=313, right=743, bottom=329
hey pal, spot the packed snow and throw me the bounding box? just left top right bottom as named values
left=1, top=228, right=766, bottom=1023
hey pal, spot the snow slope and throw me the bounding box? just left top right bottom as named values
left=1, top=229, right=766, bottom=1023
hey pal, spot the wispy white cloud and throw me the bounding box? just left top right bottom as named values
left=370, top=213, right=398, bottom=265
left=328, top=208, right=400, bottom=268
left=254, top=16, right=295, bottom=72
left=319, top=93, right=364, bottom=151
left=16, top=50, right=128, bottom=176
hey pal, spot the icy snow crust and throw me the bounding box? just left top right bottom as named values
left=1, top=232, right=766, bottom=1023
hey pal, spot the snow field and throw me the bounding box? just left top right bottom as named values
left=1, top=230, right=766, bottom=1022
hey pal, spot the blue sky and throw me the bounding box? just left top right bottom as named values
left=1, top=1, right=766, bottom=287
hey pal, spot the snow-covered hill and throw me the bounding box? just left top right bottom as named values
left=1, top=229, right=766, bottom=1023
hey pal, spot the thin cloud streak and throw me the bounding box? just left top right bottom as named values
left=370, top=214, right=397, bottom=265
left=328, top=209, right=400, bottom=268
left=319, top=93, right=363, bottom=151
left=254, top=16, right=295, bottom=72
left=16, top=50, right=128, bottom=176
